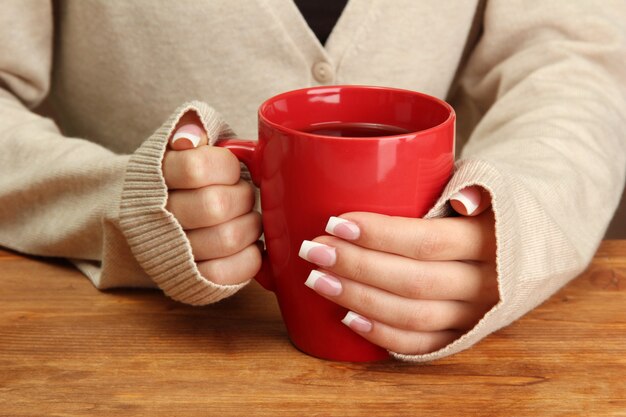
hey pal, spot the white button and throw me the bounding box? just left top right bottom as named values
left=312, top=61, right=334, bottom=83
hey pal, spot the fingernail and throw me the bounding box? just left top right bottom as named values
left=450, top=188, right=481, bottom=215
left=325, top=216, right=360, bottom=240
left=172, top=123, right=203, bottom=147
left=304, top=270, right=343, bottom=296
left=341, top=311, right=372, bottom=333
left=298, top=240, right=336, bottom=267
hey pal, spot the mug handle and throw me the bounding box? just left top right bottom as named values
left=214, top=139, right=274, bottom=292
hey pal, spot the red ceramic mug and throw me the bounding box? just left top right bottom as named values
left=216, top=85, right=455, bottom=362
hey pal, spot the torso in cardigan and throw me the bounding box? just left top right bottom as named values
left=47, top=0, right=479, bottom=153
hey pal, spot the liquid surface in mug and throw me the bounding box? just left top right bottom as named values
left=302, top=122, right=411, bottom=138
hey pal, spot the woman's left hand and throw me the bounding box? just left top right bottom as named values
left=299, top=186, right=498, bottom=355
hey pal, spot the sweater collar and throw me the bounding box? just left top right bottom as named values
left=260, top=0, right=375, bottom=80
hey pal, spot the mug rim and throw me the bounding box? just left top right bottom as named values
left=258, top=85, right=455, bottom=141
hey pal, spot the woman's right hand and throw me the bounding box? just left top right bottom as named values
left=162, top=112, right=262, bottom=285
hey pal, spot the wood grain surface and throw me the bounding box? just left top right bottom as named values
left=0, top=241, right=625, bottom=417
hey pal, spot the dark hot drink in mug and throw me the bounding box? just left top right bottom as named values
left=216, top=85, right=455, bottom=362
left=302, top=122, right=411, bottom=137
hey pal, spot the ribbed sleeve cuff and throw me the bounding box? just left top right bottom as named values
left=119, top=100, right=245, bottom=305
left=391, top=158, right=520, bottom=362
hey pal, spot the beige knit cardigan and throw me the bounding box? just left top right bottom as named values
left=1, top=0, right=625, bottom=362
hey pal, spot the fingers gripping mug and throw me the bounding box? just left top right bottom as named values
left=217, top=85, right=455, bottom=362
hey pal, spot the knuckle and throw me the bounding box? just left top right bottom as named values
left=202, top=188, right=230, bottom=221
left=213, top=147, right=242, bottom=180
left=314, top=236, right=373, bottom=283
left=350, top=251, right=370, bottom=282
left=355, top=287, right=377, bottom=310
left=396, top=312, right=416, bottom=332
left=225, top=148, right=243, bottom=171
left=375, top=225, right=396, bottom=253
left=404, top=266, right=433, bottom=299
left=181, top=152, right=206, bottom=186
left=397, top=302, right=433, bottom=332
left=412, top=303, right=434, bottom=327
left=218, top=222, right=244, bottom=253
left=404, top=279, right=424, bottom=300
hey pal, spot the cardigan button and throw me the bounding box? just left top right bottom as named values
left=312, top=61, right=334, bottom=83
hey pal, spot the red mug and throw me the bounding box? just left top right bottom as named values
left=217, top=85, right=455, bottom=362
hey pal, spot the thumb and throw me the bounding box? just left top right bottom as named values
left=169, top=111, right=209, bottom=150
left=449, top=186, right=492, bottom=217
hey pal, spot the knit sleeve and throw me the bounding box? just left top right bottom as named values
left=392, top=0, right=626, bottom=362
left=119, top=101, right=247, bottom=304
left=0, top=3, right=245, bottom=305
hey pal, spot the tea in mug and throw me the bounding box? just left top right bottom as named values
left=303, top=122, right=411, bottom=138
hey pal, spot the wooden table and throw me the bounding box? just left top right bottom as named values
left=1, top=241, right=624, bottom=417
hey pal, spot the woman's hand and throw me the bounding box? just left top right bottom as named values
left=299, top=186, right=498, bottom=355
left=162, top=112, right=262, bottom=285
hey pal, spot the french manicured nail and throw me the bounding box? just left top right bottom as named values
left=341, top=311, right=372, bottom=333
left=304, top=270, right=343, bottom=296
left=325, top=216, right=360, bottom=240
left=298, top=240, right=336, bottom=267
left=450, top=188, right=481, bottom=215
left=172, top=123, right=203, bottom=147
